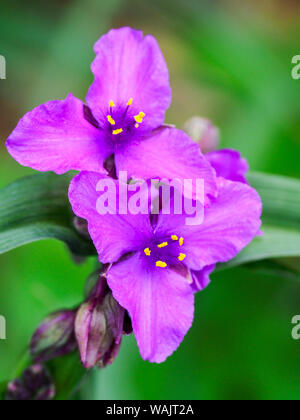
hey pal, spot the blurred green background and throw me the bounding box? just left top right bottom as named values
left=1, top=0, right=300, bottom=400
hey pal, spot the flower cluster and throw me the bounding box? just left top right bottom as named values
left=6, top=27, right=262, bottom=365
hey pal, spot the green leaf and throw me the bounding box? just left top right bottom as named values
left=0, top=172, right=95, bottom=256
left=0, top=382, right=8, bottom=400
left=248, top=172, right=300, bottom=230
left=220, top=172, right=300, bottom=270
left=47, top=351, right=88, bottom=401
left=239, top=260, right=300, bottom=282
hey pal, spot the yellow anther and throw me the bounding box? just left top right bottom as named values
left=178, top=253, right=186, bottom=262
left=135, top=124, right=139, bottom=128
left=107, top=115, right=116, bottom=125
left=157, top=242, right=168, bottom=248
left=112, top=128, right=123, bottom=135
left=134, top=112, right=146, bottom=124
left=156, top=261, right=167, bottom=268
left=144, top=248, right=151, bottom=256
left=179, top=237, right=184, bottom=246
left=127, top=98, right=133, bottom=106
left=109, top=100, right=116, bottom=108
left=171, top=235, right=178, bottom=241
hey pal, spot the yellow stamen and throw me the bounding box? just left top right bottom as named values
left=109, top=100, right=115, bottom=108
left=127, top=98, right=133, bottom=106
left=178, top=253, right=186, bottom=262
left=179, top=237, right=184, bottom=246
left=107, top=115, right=116, bottom=125
left=134, top=112, right=146, bottom=124
left=157, top=241, right=168, bottom=248
left=144, top=248, right=151, bottom=256
left=156, top=261, right=167, bottom=268
left=135, top=124, right=139, bottom=128
left=171, top=235, right=178, bottom=241
left=112, top=128, right=123, bottom=135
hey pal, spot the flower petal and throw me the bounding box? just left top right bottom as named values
left=154, top=178, right=262, bottom=270
left=107, top=252, right=194, bottom=363
left=182, top=178, right=262, bottom=270
left=115, top=127, right=217, bottom=200
left=68, top=171, right=152, bottom=263
left=6, top=94, right=113, bottom=174
left=206, top=149, right=249, bottom=184
left=86, top=27, right=171, bottom=131
left=191, top=265, right=216, bottom=292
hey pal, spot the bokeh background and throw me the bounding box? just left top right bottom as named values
left=1, top=0, right=300, bottom=400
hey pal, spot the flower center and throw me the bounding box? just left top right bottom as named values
left=143, top=234, right=186, bottom=269
left=105, top=98, right=146, bottom=141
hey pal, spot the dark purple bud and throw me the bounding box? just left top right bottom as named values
left=73, top=216, right=90, bottom=239
left=123, top=311, right=133, bottom=336
left=84, top=265, right=109, bottom=299
left=30, top=310, right=77, bottom=363
left=183, top=117, right=220, bottom=154
left=6, top=365, right=55, bottom=401
left=75, top=275, right=125, bottom=369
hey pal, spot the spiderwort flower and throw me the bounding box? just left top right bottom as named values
left=5, top=27, right=216, bottom=200
left=68, top=172, right=262, bottom=363
left=206, top=149, right=249, bottom=184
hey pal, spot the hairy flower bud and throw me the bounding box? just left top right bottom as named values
left=6, top=365, right=55, bottom=401
left=73, top=216, right=90, bottom=239
left=75, top=275, right=125, bottom=369
left=123, top=311, right=133, bottom=335
left=30, top=310, right=77, bottom=363
left=183, top=117, right=219, bottom=154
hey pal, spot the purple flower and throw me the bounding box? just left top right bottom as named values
left=206, top=149, right=249, bottom=184
left=5, top=27, right=217, bottom=200
left=68, top=172, right=262, bottom=363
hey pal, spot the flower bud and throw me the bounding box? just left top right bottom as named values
left=6, top=364, right=55, bottom=401
left=73, top=216, right=90, bottom=239
left=123, top=311, right=133, bottom=336
left=84, top=265, right=109, bottom=299
left=30, top=310, right=77, bottom=363
left=75, top=275, right=125, bottom=369
left=183, top=117, right=220, bottom=154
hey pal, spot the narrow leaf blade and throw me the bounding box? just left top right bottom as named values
left=0, top=172, right=94, bottom=256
